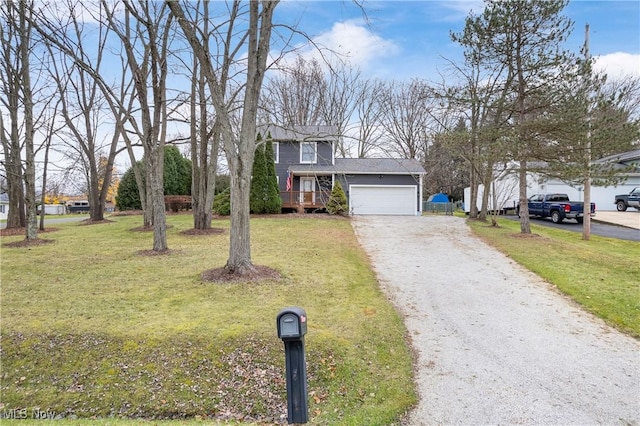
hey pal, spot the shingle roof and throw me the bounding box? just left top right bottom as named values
left=258, top=124, right=338, bottom=142
left=289, top=158, right=425, bottom=175
left=594, top=149, right=640, bottom=165
left=335, top=158, right=425, bottom=174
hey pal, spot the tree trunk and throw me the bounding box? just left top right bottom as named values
left=225, top=155, right=254, bottom=274
left=150, top=146, right=167, bottom=251
left=5, top=154, right=25, bottom=229
left=582, top=176, right=591, bottom=241
left=89, top=163, right=103, bottom=221
left=518, top=160, right=531, bottom=234
left=143, top=152, right=154, bottom=228
left=191, top=61, right=219, bottom=230
left=1, top=43, right=26, bottom=229
left=20, top=1, right=37, bottom=241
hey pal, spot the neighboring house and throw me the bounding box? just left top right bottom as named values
left=537, top=149, right=640, bottom=211
left=465, top=149, right=640, bottom=212
left=0, top=193, right=8, bottom=221
left=261, top=124, right=426, bottom=215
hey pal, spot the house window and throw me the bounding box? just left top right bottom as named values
left=273, top=142, right=279, bottom=163
left=0, top=205, right=5, bottom=214
left=301, top=142, right=317, bottom=164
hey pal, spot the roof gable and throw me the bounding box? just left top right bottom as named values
left=258, top=124, right=338, bottom=142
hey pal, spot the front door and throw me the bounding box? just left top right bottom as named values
left=300, top=177, right=315, bottom=204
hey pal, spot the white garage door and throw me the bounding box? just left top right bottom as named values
left=349, top=185, right=417, bottom=215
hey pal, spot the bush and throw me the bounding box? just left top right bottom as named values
left=213, top=188, right=231, bottom=216
left=115, top=163, right=143, bottom=210
left=326, top=180, right=348, bottom=215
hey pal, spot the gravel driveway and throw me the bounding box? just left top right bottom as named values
left=351, top=215, right=639, bottom=425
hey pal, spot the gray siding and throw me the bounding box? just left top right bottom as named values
left=275, top=140, right=334, bottom=191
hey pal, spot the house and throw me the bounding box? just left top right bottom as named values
left=527, top=150, right=640, bottom=211
left=261, top=124, right=426, bottom=215
left=465, top=149, right=640, bottom=212
left=0, top=193, right=8, bottom=220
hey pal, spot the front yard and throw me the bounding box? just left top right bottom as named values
left=0, top=214, right=416, bottom=424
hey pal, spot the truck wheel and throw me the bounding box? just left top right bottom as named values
left=551, top=210, right=563, bottom=223
left=616, top=201, right=627, bottom=212
left=576, top=218, right=583, bottom=224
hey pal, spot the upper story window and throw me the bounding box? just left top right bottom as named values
left=300, top=142, right=317, bottom=164
left=273, top=142, right=279, bottom=164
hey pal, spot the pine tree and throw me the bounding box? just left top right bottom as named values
left=250, top=134, right=269, bottom=214
left=453, top=0, right=576, bottom=234
left=115, top=162, right=144, bottom=210
left=164, top=145, right=192, bottom=195
left=264, top=137, right=282, bottom=214
left=326, top=180, right=348, bottom=216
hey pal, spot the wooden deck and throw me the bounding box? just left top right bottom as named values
left=280, top=190, right=331, bottom=211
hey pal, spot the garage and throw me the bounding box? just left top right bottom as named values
left=349, top=185, right=418, bottom=215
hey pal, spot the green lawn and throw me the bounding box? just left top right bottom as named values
left=466, top=216, right=640, bottom=337
left=3, top=213, right=637, bottom=425
left=0, top=214, right=416, bottom=424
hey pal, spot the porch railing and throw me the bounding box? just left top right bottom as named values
left=280, top=190, right=332, bottom=211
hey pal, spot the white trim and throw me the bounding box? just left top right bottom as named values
left=418, top=174, right=423, bottom=214
left=273, top=142, right=279, bottom=164
left=300, top=142, right=317, bottom=164
left=300, top=177, right=316, bottom=204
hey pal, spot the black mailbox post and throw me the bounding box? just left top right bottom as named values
left=277, top=307, right=308, bottom=424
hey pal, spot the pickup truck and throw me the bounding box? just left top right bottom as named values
left=614, top=187, right=640, bottom=211
left=519, top=193, right=596, bottom=224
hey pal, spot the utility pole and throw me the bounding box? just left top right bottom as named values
left=583, top=23, right=592, bottom=241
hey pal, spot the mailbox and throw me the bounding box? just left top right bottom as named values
left=277, top=307, right=307, bottom=340
left=276, top=306, right=309, bottom=424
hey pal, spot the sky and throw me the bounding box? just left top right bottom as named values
left=273, top=0, right=640, bottom=82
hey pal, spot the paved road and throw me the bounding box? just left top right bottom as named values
left=0, top=215, right=87, bottom=229
left=505, top=214, right=640, bottom=241
left=352, top=215, right=640, bottom=425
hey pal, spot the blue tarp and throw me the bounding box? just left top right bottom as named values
left=427, top=193, right=449, bottom=203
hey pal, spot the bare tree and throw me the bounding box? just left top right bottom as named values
left=179, top=1, right=222, bottom=231
left=28, top=0, right=168, bottom=249
left=378, top=79, right=434, bottom=160
left=0, top=0, right=27, bottom=229
left=319, top=60, right=361, bottom=158
left=353, top=78, right=385, bottom=158
left=169, top=0, right=278, bottom=275
left=0, top=0, right=38, bottom=240
left=101, top=0, right=173, bottom=251
left=264, top=56, right=325, bottom=127
left=43, top=5, right=122, bottom=222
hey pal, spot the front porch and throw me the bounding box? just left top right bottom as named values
left=280, top=190, right=331, bottom=212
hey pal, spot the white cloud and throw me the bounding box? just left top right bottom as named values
left=594, top=52, right=640, bottom=79
left=436, top=0, right=484, bottom=21
left=298, top=20, right=401, bottom=71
